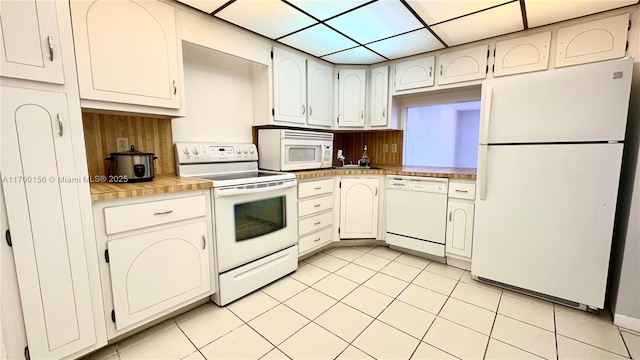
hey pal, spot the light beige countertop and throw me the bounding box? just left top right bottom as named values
left=294, top=166, right=477, bottom=180
left=90, top=175, right=212, bottom=201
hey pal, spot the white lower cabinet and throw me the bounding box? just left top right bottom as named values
left=297, top=178, right=334, bottom=256
left=93, top=191, right=213, bottom=339
left=339, top=178, right=380, bottom=239
left=445, top=181, right=476, bottom=269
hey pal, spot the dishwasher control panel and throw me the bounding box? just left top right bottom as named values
left=387, top=175, right=448, bottom=194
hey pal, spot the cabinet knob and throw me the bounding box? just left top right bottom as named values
left=47, top=36, right=54, bottom=61
left=57, top=113, right=63, bottom=137
left=173, top=80, right=177, bottom=95
left=302, top=105, right=306, bottom=115
left=440, top=65, right=443, bottom=76
left=382, top=108, right=386, bottom=118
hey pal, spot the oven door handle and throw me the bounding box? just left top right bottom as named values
left=214, top=181, right=297, bottom=197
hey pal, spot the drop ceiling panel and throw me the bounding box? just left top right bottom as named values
left=287, top=0, right=371, bottom=20
left=177, top=0, right=228, bottom=13
left=279, top=24, right=358, bottom=57
left=322, top=46, right=385, bottom=64
left=325, top=1, right=423, bottom=44
left=525, top=0, right=637, bottom=28
left=431, top=2, right=524, bottom=46
left=367, top=29, right=444, bottom=59
left=215, top=0, right=317, bottom=39
left=405, top=0, right=512, bottom=25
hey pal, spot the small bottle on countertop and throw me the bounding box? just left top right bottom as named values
left=358, top=145, right=370, bottom=167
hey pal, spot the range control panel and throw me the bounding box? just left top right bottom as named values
left=175, top=142, right=258, bottom=164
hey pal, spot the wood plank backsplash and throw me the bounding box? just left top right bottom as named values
left=334, top=130, right=403, bottom=166
left=82, top=112, right=175, bottom=177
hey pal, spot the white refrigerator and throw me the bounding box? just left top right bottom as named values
left=471, top=57, right=633, bottom=310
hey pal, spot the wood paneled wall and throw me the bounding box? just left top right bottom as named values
left=82, top=113, right=174, bottom=177
left=333, top=130, right=403, bottom=166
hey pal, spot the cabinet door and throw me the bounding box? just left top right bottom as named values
left=307, top=59, right=333, bottom=127
left=494, top=32, right=551, bottom=77
left=445, top=201, right=474, bottom=258
left=437, top=45, right=488, bottom=85
left=337, top=69, right=366, bottom=127
left=340, top=178, right=379, bottom=238
left=1, top=87, right=96, bottom=359
left=70, top=0, right=180, bottom=108
left=394, top=56, right=435, bottom=91
left=0, top=0, right=64, bottom=84
left=273, top=47, right=307, bottom=124
left=107, top=221, right=210, bottom=330
left=370, top=65, right=389, bottom=127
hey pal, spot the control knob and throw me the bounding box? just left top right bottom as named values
left=183, top=148, right=189, bottom=155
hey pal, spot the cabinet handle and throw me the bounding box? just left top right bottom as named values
left=153, top=210, right=173, bottom=216
left=309, top=106, right=313, bottom=116
left=360, top=110, right=363, bottom=119
left=313, top=237, right=321, bottom=242
left=173, top=80, right=177, bottom=95
left=314, top=187, right=322, bottom=190
left=375, top=187, right=378, bottom=196
left=47, top=36, right=54, bottom=61
left=57, top=113, right=63, bottom=136
left=302, top=105, right=306, bottom=115
left=429, top=66, right=432, bottom=77
left=202, top=235, right=206, bottom=250
left=449, top=211, right=452, bottom=222
left=314, top=204, right=321, bottom=208
left=314, top=221, right=321, bottom=225
left=455, top=189, right=468, bottom=193
left=440, top=65, right=443, bottom=76
left=382, top=108, right=386, bottom=118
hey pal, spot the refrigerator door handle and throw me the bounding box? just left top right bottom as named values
left=480, top=86, right=493, bottom=144
left=478, top=145, right=488, bottom=200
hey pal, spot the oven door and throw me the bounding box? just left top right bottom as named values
left=281, top=139, right=325, bottom=171
left=213, top=179, right=297, bottom=272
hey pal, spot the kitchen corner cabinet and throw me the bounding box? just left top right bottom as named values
left=494, top=32, right=551, bottom=77
left=272, top=46, right=307, bottom=124
left=393, top=56, right=435, bottom=92
left=337, top=69, right=367, bottom=128
left=339, top=178, right=379, bottom=239
left=306, top=59, right=333, bottom=127
left=437, top=45, right=489, bottom=86
left=370, top=65, right=389, bottom=127
left=70, top=0, right=181, bottom=110
left=93, top=191, right=213, bottom=338
left=298, top=178, right=335, bottom=256
left=1, top=86, right=97, bottom=359
left=0, top=0, right=64, bottom=84
left=445, top=181, right=476, bottom=269
left=555, top=14, right=629, bottom=68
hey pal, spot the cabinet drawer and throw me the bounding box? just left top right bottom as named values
left=448, top=182, right=476, bottom=200
left=298, top=195, right=333, bottom=217
left=104, top=195, right=207, bottom=235
left=298, top=211, right=333, bottom=236
left=298, top=178, right=334, bottom=198
left=299, top=227, right=333, bottom=255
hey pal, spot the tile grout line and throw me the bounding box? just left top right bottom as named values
left=482, top=290, right=503, bottom=359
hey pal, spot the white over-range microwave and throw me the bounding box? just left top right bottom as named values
left=258, top=129, right=333, bottom=171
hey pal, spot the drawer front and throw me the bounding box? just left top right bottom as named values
left=298, top=211, right=333, bottom=236
left=104, top=195, right=207, bottom=235
left=448, top=182, right=476, bottom=200
left=298, top=178, right=334, bottom=198
left=298, top=195, right=333, bottom=217
left=299, top=227, right=333, bottom=255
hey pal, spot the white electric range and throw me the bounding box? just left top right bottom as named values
left=175, top=142, right=298, bottom=306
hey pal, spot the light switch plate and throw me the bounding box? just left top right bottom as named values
left=391, top=144, right=397, bottom=153
left=383, top=144, right=389, bottom=153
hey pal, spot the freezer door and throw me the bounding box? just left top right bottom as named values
left=472, top=143, right=623, bottom=308
left=479, top=58, right=632, bottom=144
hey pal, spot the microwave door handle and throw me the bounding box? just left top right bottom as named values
left=214, top=181, right=296, bottom=197
left=319, top=145, right=326, bottom=167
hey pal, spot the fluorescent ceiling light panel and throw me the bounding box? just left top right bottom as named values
left=322, top=46, right=385, bottom=64
left=431, top=2, right=523, bottom=46
left=325, top=1, right=423, bottom=44
left=177, top=0, right=228, bottom=13
left=216, top=0, right=317, bottom=39
left=525, top=0, right=637, bottom=28
left=279, top=24, right=358, bottom=57
left=367, top=29, right=444, bottom=59
left=287, top=0, right=371, bottom=20
left=405, top=0, right=510, bottom=25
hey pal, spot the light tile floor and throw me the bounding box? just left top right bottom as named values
left=84, top=246, right=640, bottom=360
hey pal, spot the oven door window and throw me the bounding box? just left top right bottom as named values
left=234, top=196, right=286, bottom=241
left=286, top=146, right=320, bottom=163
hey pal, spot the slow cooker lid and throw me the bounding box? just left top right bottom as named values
left=109, top=145, right=155, bottom=156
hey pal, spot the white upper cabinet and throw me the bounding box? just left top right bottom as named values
left=272, top=46, right=307, bottom=124
left=70, top=0, right=181, bottom=109
left=437, top=44, right=489, bottom=85
left=555, top=14, right=629, bottom=68
left=337, top=69, right=366, bottom=127
left=306, top=59, right=333, bottom=127
left=370, top=65, right=389, bottom=127
left=494, top=32, right=551, bottom=77
left=394, top=56, right=435, bottom=92
left=0, top=0, right=64, bottom=84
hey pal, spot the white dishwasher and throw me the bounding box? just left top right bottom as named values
left=386, top=175, right=448, bottom=257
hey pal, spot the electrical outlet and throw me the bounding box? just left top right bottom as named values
left=391, top=144, right=397, bottom=153
left=116, top=137, right=129, bottom=152
left=383, top=144, right=389, bottom=153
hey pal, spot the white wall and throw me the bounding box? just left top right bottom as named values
left=455, top=110, right=480, bottom=168
left=172, top=41, right=264, bottom=143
